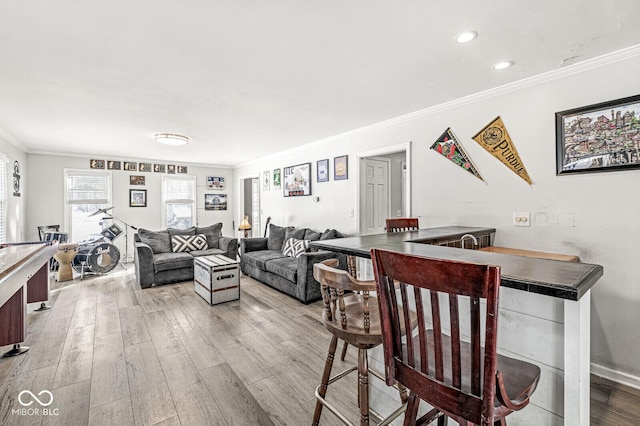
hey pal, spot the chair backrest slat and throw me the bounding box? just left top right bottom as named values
left=371, top=248, right=502, bottom=425
left=385, top=218, right=419, bottom=233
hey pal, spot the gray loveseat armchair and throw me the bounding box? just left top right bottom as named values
left=134, top=223, right=238, bottom=288
left=240, top=223, right=346, bottom=303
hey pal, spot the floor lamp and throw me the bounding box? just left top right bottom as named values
left=238, top=215, right=252, bottom=238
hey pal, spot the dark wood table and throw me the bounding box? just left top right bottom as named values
left=311, top=226, right=603, bottom=425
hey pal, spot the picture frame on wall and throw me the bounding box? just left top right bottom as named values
left=107, top=161, right=121, bottom=170
left=130, top=175, right=145, bottom=185
left=317, top=159, right=329, bottom=182
left=90, top=159, right=105, bottom=169
left=154, top=164, right=166, bottom=173
left=334, top=155, right=348, bottom=180
left=167, top=164, right=176, bottom=174
left=283, top=162, right=311, bottom=197
left=207, top=176, right=225, bottom=190
left=124, top=161, right=137, bottom=171
left=556, top=93, right=640, bottom=175
left=273, top=168, right=281, bottom=190
left=129, top=189, right=147, bottom=207
left=205, top=193, right=227, bottom=210
left=139, top=162, right=152, bottom=172
left=263, top=170, right=270, bottom=191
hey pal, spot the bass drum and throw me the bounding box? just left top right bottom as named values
left=72, top=242, right=120, bottom=274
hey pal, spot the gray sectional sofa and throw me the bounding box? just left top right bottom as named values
left=134, top=223, right=238, bottom=288
left=240, top=223, right=346, bottom=303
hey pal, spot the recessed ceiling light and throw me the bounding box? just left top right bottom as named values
left=154, top=133, right=189, bottom=146
left=455, top=31, right=477, bottom=43
left=493, top=61, right=513, bottom=70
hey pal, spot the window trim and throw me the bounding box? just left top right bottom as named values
left=161, top=174, right=196, bottom=229
left=64, top=168, right=112, bottom=240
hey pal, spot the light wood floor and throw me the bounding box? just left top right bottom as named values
left=0, top=269, right=638, bottom=425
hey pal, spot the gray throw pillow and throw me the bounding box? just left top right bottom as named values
left=137, top=228, right=171, bottom=254
left=284, top=228, right=306, bottom=248
left=168, top=227, right=196, bottom=239
left=304, top=229, right=322, bottom=241
left=267, top=224, right=292, bottom=251
left=196, top=223, right=223, bottom=249
left=320, top=229, right=338, bottom=240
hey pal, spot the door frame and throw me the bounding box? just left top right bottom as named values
left=237, top=174, right=260, bottom=238
left=356, top=142, right=412, bottom=235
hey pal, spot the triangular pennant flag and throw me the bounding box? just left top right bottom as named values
left=430, top=127, right=484, bottom=181
left=472, top=116, right=532, bottom=184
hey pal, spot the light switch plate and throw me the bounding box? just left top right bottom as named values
left=513, top=212, right=530, bottom=227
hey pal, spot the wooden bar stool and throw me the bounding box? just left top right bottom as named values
left=371, top=249, right=541, bottom=426
left=385, top=218, right=419, bottom=233
left=312, top=259, right=412, bottom=426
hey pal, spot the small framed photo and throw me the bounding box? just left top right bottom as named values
left=153, top=164, right=166, bottom=173
left=177, top=165, right=188, bottom=174
left=317, top=159, right=329, bottom=182
left=207, top=176, right=225, bottom=190
left=107, top=161, right=121, bottom=170
left=124, top=161, right=137, bottom=171
left=139, top=162, right=152, bottom=172
left=334, top=155, right=348, bottom=180
left=556, top=94, right=640, bottom=175
left=167, top=164, right=176, bottom=174
left=129, top=189, right=147, bottom=207
left=263, top=170, right=270, bottom=190
left=130, top=175, right=145, bottom=185
left=90, top=159, right=105, bottom=169
left=205, top=193, right=227, bottom=210
left=273, top=169, right=281, bottom=190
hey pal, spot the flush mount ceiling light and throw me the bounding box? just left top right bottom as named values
left=455, top=31, right=477, bottom=43
left=493, top=61, right=514, bottom=70
left=154, top=133, right=189, bottom=146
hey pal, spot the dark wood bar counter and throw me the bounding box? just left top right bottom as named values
left=311, top=226, right=603, bottom=425
left=311, top=225, right=602, bottom=301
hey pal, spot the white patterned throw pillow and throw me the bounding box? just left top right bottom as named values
left=171, top=234, right=208, bottom=252
left=282, top=238, right=310, bottom=258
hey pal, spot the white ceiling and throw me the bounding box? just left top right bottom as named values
left=1, top=1, right=639, bottom=167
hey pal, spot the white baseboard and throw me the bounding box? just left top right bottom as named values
left=591, top=362, right=640, bottom=390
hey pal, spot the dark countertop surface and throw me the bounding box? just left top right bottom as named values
left=311, top=226, right=603, bottom=301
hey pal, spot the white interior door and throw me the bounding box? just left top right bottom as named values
left=251, top=178, right=260, bottom=238
left=362, top=158, right=390, bottom=235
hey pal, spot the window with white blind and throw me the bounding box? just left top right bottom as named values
left=0, top=154, right=7, bottom=243
left=162, top=175, right=196, bottom=229
left=65, top=169, right=112, bottom=242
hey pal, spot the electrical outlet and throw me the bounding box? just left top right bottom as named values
left=513, top=212, right=530, bottom=227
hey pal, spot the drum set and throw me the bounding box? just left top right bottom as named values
left=53, top=207, right=136, bottom=280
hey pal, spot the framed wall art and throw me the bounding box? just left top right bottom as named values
left=273, top=168, right=281, bottom=190
left=207, top=176, right=225, bottom=190
left=177, top=166, right=188, bottom=174
left=130, top=175, right=145, bottom=185
left=317, top=159, right=329, bottom=182
left=334, top=155, right=348, bottom=180
left=90, top=159, right=105, bottom=169
left=556, top=94, right=640, bottom=175
left=167, top=164, right=176, bottom=174
left=263, top=170, right=270, bottom=191
left=124, top=161, right=137, bottom=171
left=107, top=161, right=121, bottom=170
left=205, top=193, right=227, bottom=210
left=139, top=162, right=152, bottom=172
left=283, top=162, right=311, bottom=197
left=129, top=189, right=147, bottom=207
left=153, top=164, right=166, bottom=173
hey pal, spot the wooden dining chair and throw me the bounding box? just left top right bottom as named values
left=385, top=218, right=419, bottom=233
left=312, top=259, right=410, bottom=426
left=371, top=249, right=541, bottom=426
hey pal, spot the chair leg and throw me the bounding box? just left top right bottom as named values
left=313, top=335, right=338, bottom=426
left=358, top=348, right=370, bottom=426
left=340, top=340, right=349, bottom=361
left=403, top=393, right=420, bottom=426
left=494, top=419, right=507, bottom=426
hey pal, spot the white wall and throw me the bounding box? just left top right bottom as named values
left=0, top=135, right=27, bottom=243
left=234, top=49, right=640, bottom=384
left=26, top=154, right=236, bottom=257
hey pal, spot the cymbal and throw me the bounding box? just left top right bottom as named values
left=89, top=206, right=114, bottom=217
